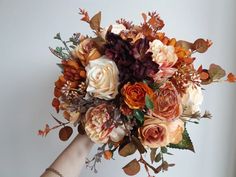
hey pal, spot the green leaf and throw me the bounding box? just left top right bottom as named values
left=208, top=64, right=226, bottom=80
left=133, top=109, right=144, bottom=124
left=145, top=94, right=154, bottom=110
left=168, top=128, right=195, bottom=152
left=150, top=148, right=157, bottom=164
left=161, top=147, right=168, bottom=153
left=54, top=33, right=61, bottom=40
left=155, top=153, right=162, bottom=163
left=56, top=47, right=63, bottom=53
left=119, top=143, right=137, bottom=157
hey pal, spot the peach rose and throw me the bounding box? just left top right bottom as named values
left=138, top=117, right=184, bottom=148
left=150, top=82, right=182, bottom=121
left=85, top=104, right=126, bottom=144
left=122, top=82, right=154, bottom=109
left=167, top=119, right=184, bottom=144
left=139, top=118, right=169, bottom=148
left=72, top=38, right=101, bottom=66
left=152, top=67, right=177, bottom=83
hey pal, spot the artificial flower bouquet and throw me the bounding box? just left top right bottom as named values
left=39, top=9, right=236, bottom=176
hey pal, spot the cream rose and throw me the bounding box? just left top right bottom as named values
left=148, top=39, right=178, bottom=68
left=85, top=104, right=126, bottom=144
left=139, top=117, right=184, bottom=148
left=100, top=24, right=126, bottom=40
left=181, top=83, right=203, bottom=115
left=85, top=56, right=119, bottom=100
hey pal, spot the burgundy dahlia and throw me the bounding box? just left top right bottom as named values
left=105, top=32, right=159, bottom=85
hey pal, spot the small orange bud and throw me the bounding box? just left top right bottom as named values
left=103, top=150, right=113, bottom=160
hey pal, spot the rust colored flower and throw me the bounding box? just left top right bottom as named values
left=62, top=59, right=86, bottom=82
left=120, top=103, right=133, bottom=116
left=122, top=82, right=154, bottom=109
left=150, top=82, right=182, bottom=121
left=72, top=38, right=101, bottom=66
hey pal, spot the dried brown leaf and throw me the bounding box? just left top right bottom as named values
left=119, top=143, right=137, bottom=157
left=193, top=38, right=209, bottom=53
left=176, top=40, right=193, bottom=51
left=122, top=159, right=140, bottom=176
left=90, top=11, right=101, bottom=32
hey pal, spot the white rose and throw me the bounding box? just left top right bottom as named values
left=148, top=39, right=178, bottom=68
left=109, top=125, right=127, bottom=142
left=181, top=83, right=203, bottom=115
left=100, top=24, right=126, bottom=40
left=85, top=56, right=119, bottom=100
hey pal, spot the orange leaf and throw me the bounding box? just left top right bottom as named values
left=38, top=124, right=51, bottom=137
left=123, top=159, right=141, bottom=176
left=227, top=73, right=236, bottom=82
left=52, top=98, right=60, bottom=113
left=183, top=58, right=195, bottom=64
left=197, top=65, right=203, bottom=73
left=141, top=13, right=147, bottom=23
left=79, top=8, right=90, bottom=23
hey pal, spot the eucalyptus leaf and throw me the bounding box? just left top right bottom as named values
left=208, top=64, right=226, bottom=80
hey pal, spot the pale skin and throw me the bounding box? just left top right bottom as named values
left=40, top=135, right=94, bottom=177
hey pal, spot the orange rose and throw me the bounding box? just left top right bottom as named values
left=72, top=38, right=101, bottom=66
left=122, top=82, right=154, bottom=109
left=150, top=82, right=182, bottom=121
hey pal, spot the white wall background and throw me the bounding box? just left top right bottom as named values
left=0, top=0, right=235, bottom=177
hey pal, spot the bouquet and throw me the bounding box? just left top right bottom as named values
left=39, top=9, right=236, bottom=176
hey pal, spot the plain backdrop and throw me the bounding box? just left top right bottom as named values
left=0, top=0, right=236, bottom=177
